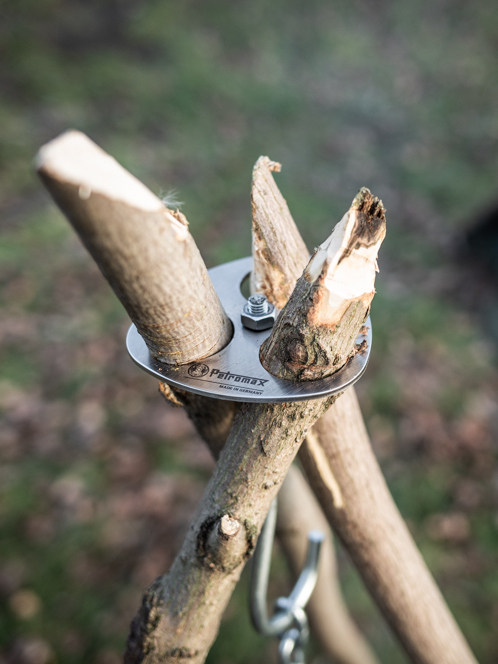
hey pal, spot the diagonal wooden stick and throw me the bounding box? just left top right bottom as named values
left=122, top=186, right=385, bottom=663
left=252, top=157, right=380, bottom=664
left=251, top=156, right=477, bottom=664
left=36, top=130, right=232, bottom=364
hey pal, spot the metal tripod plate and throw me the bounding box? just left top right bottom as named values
left=126, top=256, right=372, bottom=403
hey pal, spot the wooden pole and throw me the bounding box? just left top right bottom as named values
left=251, top=157, right=477, bottom=664
left=300, top=391, right=478, bottom=664
left=36, top=131, right=232, bottom=364
left=158, top=393, right=378, bottom=664
left=126, top=394, right=339, bottom=664
left=252, top=158, right=380, bottom=664
left=260, top=186, right=385, bottom=381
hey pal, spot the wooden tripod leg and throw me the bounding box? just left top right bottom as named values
left=299, top=389, right=477, bottom=664
left=252, top=156, right=477, bottom=664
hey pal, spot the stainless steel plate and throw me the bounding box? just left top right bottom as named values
left=126, top=256, right=372, bottom=403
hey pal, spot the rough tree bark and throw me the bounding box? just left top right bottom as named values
left=251, top=157, right=477, bottom=664
left=252, top=157, right=380, bottom=664
left=36, top=131, right=232, bottom=364
left=300, top=391, right=478, bottom=664
left=126, top=395, right=337, bottom=664
left=251, top=156, right=310, bottom=309
left=164, top=382, right=378, bottom=664
left=155, top=167, right=379, bottom=663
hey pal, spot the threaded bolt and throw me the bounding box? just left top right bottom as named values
left=246, top=294, right=270, bottom=316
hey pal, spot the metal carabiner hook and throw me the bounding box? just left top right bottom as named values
left=250, top=496, right=324, bottom=638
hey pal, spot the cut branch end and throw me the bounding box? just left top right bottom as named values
left=260, top=188, right=386, bottom=381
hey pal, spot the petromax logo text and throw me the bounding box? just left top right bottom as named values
left=187, top=363, right=268, bottom=392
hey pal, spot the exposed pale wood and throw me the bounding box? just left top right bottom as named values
left=36, top=131, right=232, bottom=364
left=125, top=394, right=337, bottom=664
left=277, top=466, right=380, bottom=664
left=299, top=390, right=477, bottom=664
left=260, top=188, right=386, bottom=381
left=251, top=166, right=477, bottom=664
left=36, top=134, right=381, bottom=663
left=251, top=162, right=380, bottom=664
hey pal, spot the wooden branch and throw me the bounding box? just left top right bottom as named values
left=251, top=160, right=477, bottom=664
left=277, top=465, right=380, bottom=664
left=36, top=134, right=367, bottom=663
left=165, top=386, right=378, bottom=664
left=126, top=395, right=336, bottom=663
left=150, top=160, right=377, bottom=664
left=251, top=156, right=310, bottom=308
left=36, top=131, right=232, bottom=364
left=159, top=392, right=380, bottom=664
left=250, top=164, right=379, bottom=663
left=300, top=391, right=477, bottom=664
left=125, top=191, right=380, bottom=662
left=260, top=187, right=386, bottom=381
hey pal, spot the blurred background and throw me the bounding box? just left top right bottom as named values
left=1, top=0, right=498, bottom=662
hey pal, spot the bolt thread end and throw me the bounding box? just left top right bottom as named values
left=247, top=295, right=270, bottom=315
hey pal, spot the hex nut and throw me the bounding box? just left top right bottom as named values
left=241, top=303, right=276, bottom=331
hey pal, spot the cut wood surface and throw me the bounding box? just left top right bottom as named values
left=37, top=132, right=477, bottom=664
left=36, top=131, right=232, bottom=364
left=252, top=159, right=477, bottom=664
left=153, top=166, right=378, bottom=664
left=260, top=187, right=386, bottom=381
left=37, top=134, right=375, bottom=664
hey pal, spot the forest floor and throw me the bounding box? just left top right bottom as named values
left=2, top=1, right=498, bottom=663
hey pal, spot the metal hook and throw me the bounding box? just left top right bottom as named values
left=250, top=497, right=324, bottom=638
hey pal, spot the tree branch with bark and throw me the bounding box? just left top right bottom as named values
left=251, top=156, right=477, bottom=664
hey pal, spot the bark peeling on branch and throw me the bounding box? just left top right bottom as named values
left=126, top=185, right=384, bottom=661
left=260, top=187, right=386, bottom=381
